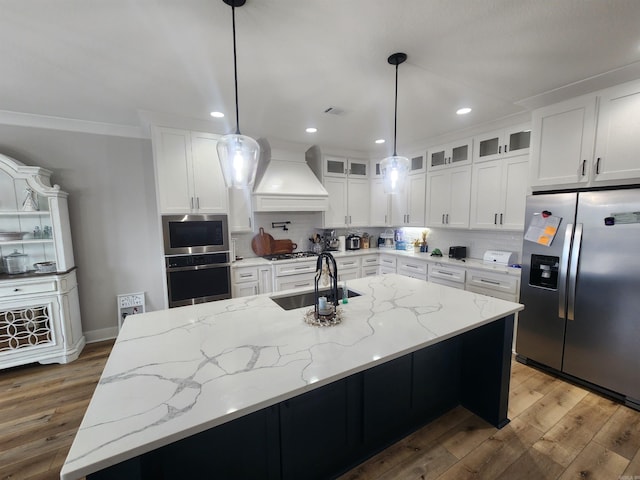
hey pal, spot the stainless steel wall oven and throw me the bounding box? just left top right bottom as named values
left=166, top=252, right=231, bottom=308
left=162, top=214, right=231, bottom=307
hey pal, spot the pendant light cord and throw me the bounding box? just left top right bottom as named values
left=231, top=4, right=241, bottom=135
left=393, top=62, right=399, bottom=157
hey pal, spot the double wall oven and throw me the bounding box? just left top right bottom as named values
left=162, top=214, right=231, bottom=308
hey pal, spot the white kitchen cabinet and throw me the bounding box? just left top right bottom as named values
left=528, top=94, right=597, bottom=189
left=530, top=80, right=640, bottom=191
left=379, top=254, right=397, bottom=274
left=335, top=256, right=361, bottom=282
left=228, top=187, right=252, bottom=233
left=232, top=265, right=272, bottom=298
left=427, top=138, right=473, bottom=171
left=469, top=155, right=529, bottom=230
left=323, top=156, right=369, bottom=178
left=152, top=127, right=228, bottom=214
left=323, top=175, right=370, bottom=228
left=425, top=166, right=471, bottom=228
left=397, top=257, right=428, bottom=281
left=360, top=254, right=379, bottom=277
left=408, top=152, right=426, bottom=175
left=369, top=178, right=391, bottom=227
left=428, top=263, right=465, bottom=289
left=465, top=269, right=519, bottom=302
left=391, top=173, right=426, bottom=227
left=592, top=80, right=640, bottom=184
left=473, top=123, right=531, bottom=163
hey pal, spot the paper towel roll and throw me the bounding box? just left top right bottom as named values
left=338, top=235, right=346, bottom=252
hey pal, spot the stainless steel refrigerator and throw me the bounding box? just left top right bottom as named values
left=516, top=188, right=640, bottom=409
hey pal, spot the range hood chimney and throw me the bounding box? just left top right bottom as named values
left=252, top=142, right=329, bottom=212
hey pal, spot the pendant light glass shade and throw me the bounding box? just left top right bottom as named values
left=381, top=155, right=410, bottom=194
left=216, top=133, right=260, bottom=188
left=382, top=52, right=409, bottom=195
left=217, top=0, right=260, bottom=189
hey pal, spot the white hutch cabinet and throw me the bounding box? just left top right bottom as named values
left=0, top=154, right=84, bottom=369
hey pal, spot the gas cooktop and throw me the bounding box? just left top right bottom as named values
left=263, top=252, right=318, bottom=261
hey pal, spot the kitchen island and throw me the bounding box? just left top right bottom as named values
left=61, top=274, right=523, bottom=480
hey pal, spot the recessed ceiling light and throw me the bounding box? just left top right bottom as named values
left=210, top=111, right=224, bottom=118
left=305, top=127, right=318, bottom=133
left=375, top=139, right=385, bottom=144
left=456, top=107, right=472, bottom=115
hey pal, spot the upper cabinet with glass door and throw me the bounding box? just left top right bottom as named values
left=473, top=123, right=531, bottom=163
left=323, top=156, right=369, bottom=178
left=427, top=138, right=473, bottom=171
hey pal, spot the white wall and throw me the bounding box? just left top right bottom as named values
left=0, top=125, right=164, bottom=341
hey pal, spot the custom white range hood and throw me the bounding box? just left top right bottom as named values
left=252, top=146, right=328, bottom=212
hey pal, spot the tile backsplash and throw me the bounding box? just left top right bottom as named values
left=403, top=227, right=523, bottom=262
left=233, top=214, right=523, bottom=263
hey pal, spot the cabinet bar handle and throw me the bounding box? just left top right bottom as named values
left=190, top=197, right=194, bottom=209
left=349, top=216, right=352, bottom=224
left=345, top=216, right=348, bottom=224
left=239, top=273, right=253, bottom=278
left=442, top=214, right=445, bottom=224
left=480, top=278, right=501, bottom=285
left=294, top=283, right=309, bottom=288
left=596, top=157, right=601, bottom=174
left=249, top=217, right=252, bottom=228
left=500, top=213, right=503, bottom=225
left=436, top=270, right=453, bottom=276
left=505, top=144, right=508, bottom=153
left=494, top=213, right=498, bottom=225
left=581, top=159, right=587, bottom=176
left=294, top=266, right=310, bottom=270
left=498, top=145, right=502, bottom=154
left=196, top=197, right=200, bottom=209
left=446, top=213, right=449, bottom=224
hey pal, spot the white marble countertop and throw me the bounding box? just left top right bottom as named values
left=61, top=274, right=523, bottom=480
left=232, top=248, right=522, bottom=277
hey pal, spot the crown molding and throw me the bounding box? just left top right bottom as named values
left=0, top=110, right=146, bottom=139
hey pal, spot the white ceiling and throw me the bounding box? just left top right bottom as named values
left=2, top=0, right=640, bottom=154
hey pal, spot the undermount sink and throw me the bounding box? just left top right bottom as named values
left=270, top=287, right=361, bottom=311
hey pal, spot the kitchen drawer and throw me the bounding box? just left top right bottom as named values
left=429, top=264, right=465, bottom=285
left=397, top=259, right=428, bottom=276
left=274, top=260, right=317, bottom=277
left=0, top=279, right=58, bottom=298
left=360, top=255, right=379, bottom=266
left=379, top=255, right=397, bottom=269
left=380, top=266, right=396, bottom=275
left=465, top=270, right=518, bottom=296
left=336, top=257, right=361, bottom=270
left=233, top=267, right=259, bottom=283
left=274, top=272, right=316, bottom=292
left=361, top=265, right=379, bottom=277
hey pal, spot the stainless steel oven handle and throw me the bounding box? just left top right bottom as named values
left=558, top=223, right=573, bottom=319
left=166, top=263, right=230, bottom=273
left=567, top=223, right=582, bottom=321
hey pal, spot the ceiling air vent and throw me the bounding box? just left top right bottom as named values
left=323, top=106, right=345, bottom=115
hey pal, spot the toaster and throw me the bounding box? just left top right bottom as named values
left=448, top=246, right=467, bottom=259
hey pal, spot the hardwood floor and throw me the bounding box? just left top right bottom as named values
left=0, top=340, right=114, bottom=480
left=1, top=341, right=639, bottom=480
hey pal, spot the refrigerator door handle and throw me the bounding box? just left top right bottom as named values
left=558, top=223, right=573, bottom=318
left=567, top=223, right=583, bottom=321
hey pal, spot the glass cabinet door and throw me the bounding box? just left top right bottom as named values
left=324, top=157, right=347, bottom=177
left=348, top=159, right=368, bottom=177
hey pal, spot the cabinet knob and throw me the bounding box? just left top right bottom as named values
left=14, top=288, right=20, bottom=292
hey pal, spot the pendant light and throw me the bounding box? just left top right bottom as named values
left=216, top=0, right=260, bottom=189
left=380, top=52, right=410, bottom=195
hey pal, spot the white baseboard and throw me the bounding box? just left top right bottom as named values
left=84, top=327, right=118, bottom=343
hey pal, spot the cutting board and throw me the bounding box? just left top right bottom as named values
left=272, top=239, right=297, bottom=254
left=251, top=227, right=274, bottom=256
